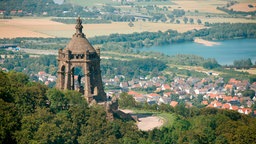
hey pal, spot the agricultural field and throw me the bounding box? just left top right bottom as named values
left=66, top=0, right=226, bottom=14
left=229, top=2, right=256, bottom=12
left=236, top=68, right=256, bottom=75
left=1, top=17, right=255, bottom=39
left=171, top=0, right=227, bottom=14
left=0, top=18, right=63, bottom=38
left=0, top=18, right=206, bottom=38
left=181, top=16, right=256, bottom=24
left=0, top=0, right=256, bottom=39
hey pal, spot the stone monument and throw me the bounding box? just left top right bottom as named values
left=56, top=17, right=106, bottom=103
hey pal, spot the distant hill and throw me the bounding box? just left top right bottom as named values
left=0, top=0, right=87, bottom=17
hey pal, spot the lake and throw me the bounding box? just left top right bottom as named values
left=140, top=39, right=256, bottom=65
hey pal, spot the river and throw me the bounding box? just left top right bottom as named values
left=140, top=39, right=256, bottom=65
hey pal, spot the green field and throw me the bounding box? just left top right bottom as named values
left=157, top=113, right=177, bottom=128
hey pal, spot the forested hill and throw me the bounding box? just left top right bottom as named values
left=1, top=71, right=256, bottom=143
left=1, top=0, right=58, bottom=15
left=195, top=23, right=256, bottom=40
left=0, top=0, right=95, bottom=17
left=89, top=23, right=256, bottom=48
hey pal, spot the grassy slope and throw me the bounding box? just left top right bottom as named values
left=157, top=113, right=177, bottom=128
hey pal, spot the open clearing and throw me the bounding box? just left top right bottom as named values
left=137, top=116, right=164, bottom=131
left=167, top=64, right=221, bottom=76
left=120, top=109, right=165, bottom=131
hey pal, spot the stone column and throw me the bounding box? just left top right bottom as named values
left=64, top=63, right=71, bottom=90
left=84, top=62, right=93, bottom=102
left=56, top=70, right=62, bottom=89
left=95, top=60, right=106, bottom=101
left=56, top=63, right=65, bottom=90
left=71, top=68, right=75, bottom=90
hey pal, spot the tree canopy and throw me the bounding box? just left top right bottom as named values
left=1, top=71, right=256, bottom=143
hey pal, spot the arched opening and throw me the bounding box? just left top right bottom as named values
left=72, top=66, right=85, bottom=94
left=60, top=65, right=65, bottom=89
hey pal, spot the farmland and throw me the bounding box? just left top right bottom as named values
left=0, top=18, right=203, bottom=38
left=229, top=2, right=256, bottom=12
left=0, top=0, right=256, bottom=39
left=1, top=16, right=256, bottom=39
left=170, top=0, right=227, bottom=14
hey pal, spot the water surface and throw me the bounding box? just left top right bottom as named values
left=140, top=39, right=256, bottom=65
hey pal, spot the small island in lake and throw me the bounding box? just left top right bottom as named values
left=194, top=38, right=220, bottom=47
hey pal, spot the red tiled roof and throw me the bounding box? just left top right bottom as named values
left=133, top=84, right=141, bottom=88
left=149, top=93, right=160, bottom=97
left=128, top=91, right=143, bottom=97
left=154, top=83, right=161, bottom=87
left=239, top=108, right=252, bottom=115
left=214, top=102, right=222, bottom=108
left=164, top=92, right=172, bottom=97
left=128, top=91, right=139, bottom=96
left=230, top=105, right=239, bottom=111
left=158, top=76, right=165, bottom=79
left=223, top=96, right=232, bottom=102
left=225, top=84, right=233, bottom=90
left=162, top=84, right=171, bottom=90
left=209, top=93, right=218, bottom=99
left=38, top=71, right=46, bottom=75
left=202, top=100, right=208, bottom=105
left=170, top=101, right=178, bottom=107
left=222, top=103, right=231, bottom=109
left=229, top=78, right=239, bottom=84
left=232, top=96, right=239, bottom=101
left=210, top=100, right=222, bottom=108
left=207, top=103, right=214, bottom=108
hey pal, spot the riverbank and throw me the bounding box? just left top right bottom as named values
left=194, top=38, right=220, bottom=46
